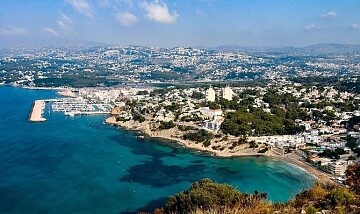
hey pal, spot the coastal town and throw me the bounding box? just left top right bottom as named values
left=9, top=42, right=360, bottom=212
left=28, top=81, right=360, bottom=185
left=1, top=45, right=360, bottom=87
left=4, top=0, right=360, bottom=212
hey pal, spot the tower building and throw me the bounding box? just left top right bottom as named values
left=206, top=87, right=216, bottom=102
left=222, top=86, right=233, bottom=101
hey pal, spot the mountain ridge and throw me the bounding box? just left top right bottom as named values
left=210, top=43, right=360, bottom=54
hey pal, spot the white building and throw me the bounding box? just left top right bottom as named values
left=303, top=130, right=323, bottom=144
left=199, top=107, right=222, bottom=119
left=222, top=86, right=233, bottom=101
left=206, top=87, right=216, bottom=102
left=328, top=160, right=347, bottom=176
left=203, top=116, right=223, bottom=133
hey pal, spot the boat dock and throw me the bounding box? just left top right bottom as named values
left=52, top=98, right=112, bottom=116
left=29, top=100, right=46, bottom=122
left=28, top=97, right=113, bottom=122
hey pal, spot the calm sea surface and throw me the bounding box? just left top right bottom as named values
left=0, top=86, right=316, bottom=213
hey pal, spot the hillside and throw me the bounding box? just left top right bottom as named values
left=212, top=43, right=360, bottom=54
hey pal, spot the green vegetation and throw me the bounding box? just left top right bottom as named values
left=291, top=183, right=358, bottom=214
left=263, top=90, right=289, bottom=106
left=177, top=125, right=196, bottom=131
left=210, top=90, right=308, bottom=137
left=257, top=147, right=269, bottom=153
left=318, top=149, right=342, bottom=159
left=161, top=178, right=268, bottom=214
left=180, top=114, right=202, bottom=122
left=207, top=101, right=221, bottom=110
left=333, top=100, right=360, bottom=112
left=228, top=137, right=248, bottom=150
left=345, top=136, right=358, bottom=149
left=164, top=102, right=182, bottom=112
left=337, top=78, right=360, bottom=94
left=221, top=107, right=305, bottom=136
left=150, top=88, right=170, bottom=97
left=345, top=135, right=360, bottom=156
left=137, top=90, right=149, bottom=95
left=310, top=109, right=337, bottom=124
left=348, top=156, right=357, bottom=161
left=158, top=121, right=176, bottom=130
left=132, top=110, right=145, bottom=123
left=33, top=74, right=120, bottom=87
left=202, top=140, right=211, bottom=147
left=291, top=76, right=360, bottom=94
left=183, top=129, right=213, bottom=143
left=216, top=98, right=242, bottom=110
left=115, top=116, right=130, bottom=122
left=151, top=169, right=360, bottom=214
left=191, top=91, right=204, bottom=100
left=346, top=116, right=360, bottom=130
left=302, top=99, right=360, bottom=113
left=249, top=141, right=257, bottom=148
left=148, top=70, right=184, bottom=81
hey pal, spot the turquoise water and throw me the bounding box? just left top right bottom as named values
left=0, top=86, right=316, bottom=213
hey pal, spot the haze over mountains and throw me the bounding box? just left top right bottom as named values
left=2, top=37, right=360, bottom=54
left=0, top=38, right=106, bottom=49
left=211, top=44, right=360, bottom=54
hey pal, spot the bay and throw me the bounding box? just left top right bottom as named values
left=0, top=86, right=316, bottom=213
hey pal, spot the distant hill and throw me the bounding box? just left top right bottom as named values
left=300, top=44, right=360, bottom=54
left=0, top=37, right=109, bottom=49
left=211, top=43, right=360, bottom=54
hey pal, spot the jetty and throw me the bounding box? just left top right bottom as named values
left=29, top=100, right=46, bottom=122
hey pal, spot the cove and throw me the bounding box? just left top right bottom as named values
left=0, top=86, right=316, bottom=213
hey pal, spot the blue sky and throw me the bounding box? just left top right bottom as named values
left=1, top=0, right=360, bottom=48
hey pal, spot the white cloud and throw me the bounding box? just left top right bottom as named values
left=64, top=0, right=93, bottom=17
left=140, top=0, right=179, bottom=24
left=321, top=11, right=337, bottom=19
left=58, top=13, right=76, bottom=35
left=42, top=27, right=60, bottom=36
left=115, top=12, right=138, bottom=26
left=0, top=26, right=30, bottom=36
left=42, top=13, right=75, bottom=37
left=97, top=0, right=135, bottom=9
left=352, top=24, right=360, bottom=29
left=303, top=24, right=316, bottom=31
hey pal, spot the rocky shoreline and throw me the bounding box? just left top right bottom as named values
left=105, top=116, right=336, bottom=185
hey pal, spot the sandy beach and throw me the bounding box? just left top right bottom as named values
left=57, top=89, right=78, bottom=97
left=29, top=100, right=46, bottom=122
left=105, top=116, right=336, bottom=185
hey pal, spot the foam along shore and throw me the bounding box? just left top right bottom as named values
left=29, top=100, right=46, bottom=122
left=105, top=116, right=335, bottom=185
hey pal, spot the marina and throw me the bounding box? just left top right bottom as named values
left=52, top=98, right=112, bottom=116
left=29, top=97, right=113, bottom=121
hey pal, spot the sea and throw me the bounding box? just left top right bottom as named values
left=0, top=86, right=316, bottom=213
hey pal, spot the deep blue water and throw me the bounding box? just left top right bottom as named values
left=0, top=86, right=316, bottom=213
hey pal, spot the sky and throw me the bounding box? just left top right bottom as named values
left=1, top=0, right=360, bottom=48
